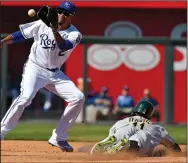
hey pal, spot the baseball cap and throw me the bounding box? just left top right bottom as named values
left=59, top=1, right=76, bottom=16
left=101, top=87, right=108, bottom=92
left=123, top=85, right=129, bottom=91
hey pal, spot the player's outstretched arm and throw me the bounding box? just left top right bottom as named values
left=161, top=137, right=181, bottom=152
left=0, top=31, right=25, bottom=48
left=51, top=25, right=74, bottom=51
left=158, top=126, right=181, bottom=153
left=52, top=28, right=71, bottom=51
left=0, top=35, right=13, bottom=48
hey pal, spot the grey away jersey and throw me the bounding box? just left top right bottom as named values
left=130, top=123, right=175, bottom=152
left=109, top=116, right=151, bottom=142
left=19, top=20, right=82, bottom=69
left=109, top=116, right=174, bottom=152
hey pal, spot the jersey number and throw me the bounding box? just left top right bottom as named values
left=133, top=122, right=145, bottom=130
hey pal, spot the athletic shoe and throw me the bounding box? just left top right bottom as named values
left=48, top=138, right=73, bottom=152
left=105, top=138, right=128, bottom=154
left=90, top=136, right=116, bottom=155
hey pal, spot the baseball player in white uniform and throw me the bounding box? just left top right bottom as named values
left=91, top=100, right=181, bottom=156
left=0, top=1, right=84, bottom=152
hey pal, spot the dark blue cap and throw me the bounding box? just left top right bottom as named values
left=101, top=87, right=108, bottom=92
left=123, top=85, right=129, bottom=91
left=59, top=1, right=76, bottom=16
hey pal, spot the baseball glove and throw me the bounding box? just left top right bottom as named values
left=37, top=6, right=50, bottom=27
left=37, top=6, right=58, bottom=28
left=47, top=7, right=58, bottom=28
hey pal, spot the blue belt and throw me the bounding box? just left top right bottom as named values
left=46, top=68, right=59, bottom=72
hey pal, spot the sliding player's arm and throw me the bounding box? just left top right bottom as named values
left=160, top=127, right=181, bottom=152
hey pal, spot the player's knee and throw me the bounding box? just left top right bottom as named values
left=127, top=140, right=140, bottom=152
left=18, top=96, right=32, bottom=107
left=73, top=91, right=85, bottom=103
left=77, top=91, right=85, bottom=103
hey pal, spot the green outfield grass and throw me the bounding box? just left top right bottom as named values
left=5, top=122, right=187, bottom=144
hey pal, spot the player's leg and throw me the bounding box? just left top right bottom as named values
left=98, top=129, right=138, bottom=155
left=127, top=131, right=152, bottom=156
left=45, top=71, right=85, bottom=152
left=105, top=138, right=128, bottom=154
left=90, top=122, right=121, bottom=154
left=1, top=62, right=50, bottom=139
left=105, top=126, right=129, bottom=154
left=126, top=134, right=141, bottom=156
left=90, top=135, right=117, bottom=154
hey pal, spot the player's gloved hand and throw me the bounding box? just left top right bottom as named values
left=37, top=5, right=58, bottom=33
left=47, top=7, right=58, bottom=28
left=37, top=5, right=51, bottom=27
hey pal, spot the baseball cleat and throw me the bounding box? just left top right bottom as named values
left=105, top=138, right=128, bottom=154
left=48, top=138, right=73, bottom=152
left=90, top=136, right=117, bottom=155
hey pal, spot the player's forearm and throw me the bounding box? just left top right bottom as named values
left=1, top=30, right=25, bottom=48
left=0, top=35, right=14, bottom=48
left=161, top=138, right=181, bottom=152
left=52, top=28, right=73, bottom=51
left=53, top=31, right=66, bottom=48
left=170, top=142, right=181, bottom=152
left=164, top=142, right=181, bottom=152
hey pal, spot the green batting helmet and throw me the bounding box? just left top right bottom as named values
left=131, top=100, right=155, bottom=119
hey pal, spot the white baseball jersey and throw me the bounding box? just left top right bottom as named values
left=1, top=20, right=84, bottom=142
left=19, top=20, right=82, bottom=69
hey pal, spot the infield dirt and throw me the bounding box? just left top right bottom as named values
left=1, top=140, right=187, bottom=163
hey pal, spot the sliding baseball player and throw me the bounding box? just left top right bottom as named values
left=91, top=100, right=181, bottom=156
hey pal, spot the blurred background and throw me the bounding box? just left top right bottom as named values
left=0, top=0, right=187, bottom=130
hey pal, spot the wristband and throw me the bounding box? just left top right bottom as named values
left=10, top=31, right=25, bottom=43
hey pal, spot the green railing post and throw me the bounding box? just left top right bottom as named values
left=164, top=45, right=174, bottom=124
left=1, top=45, right=8, bottom=120
left=82, top=44, right=88, bottom=123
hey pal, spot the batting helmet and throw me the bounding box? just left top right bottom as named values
left=131, top=100, right=155, bottom=119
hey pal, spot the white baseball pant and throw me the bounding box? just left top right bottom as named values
left=1, top=60, right=84, bottom=140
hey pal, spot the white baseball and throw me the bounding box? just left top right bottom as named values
left=28, top=9, right=36, bottom=17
